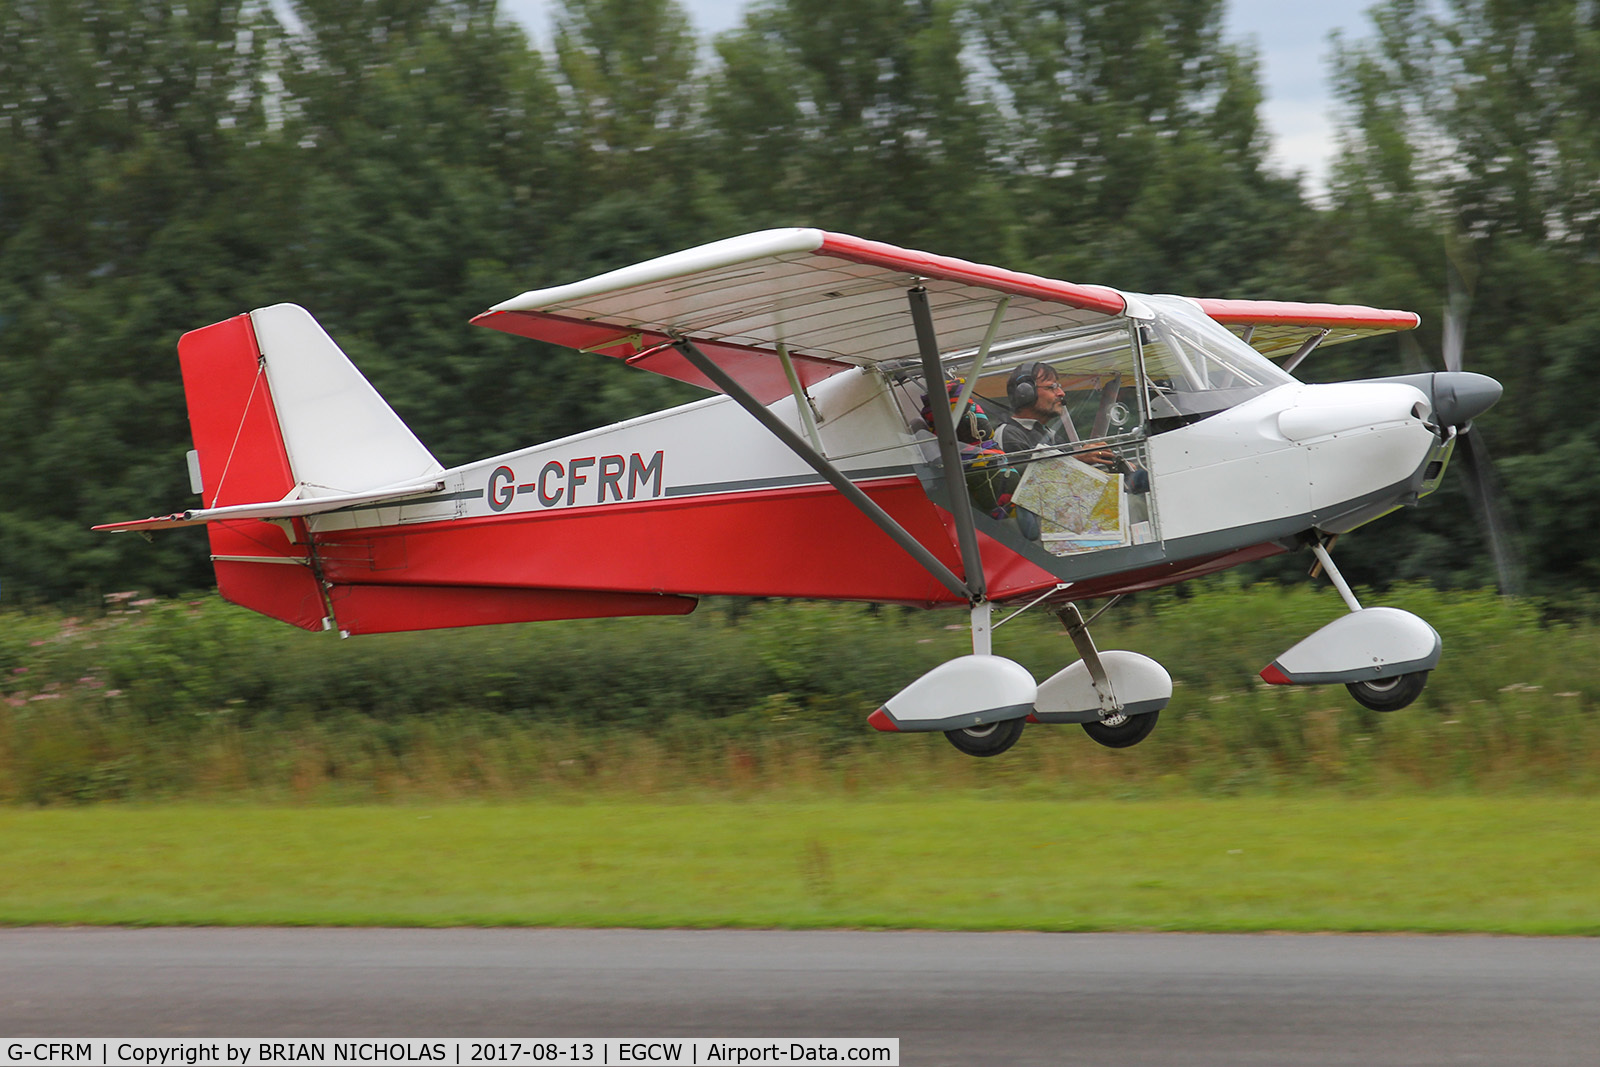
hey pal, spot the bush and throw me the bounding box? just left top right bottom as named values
left=2, top=584, right=1597, bottom=803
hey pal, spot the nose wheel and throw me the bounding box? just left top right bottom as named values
left=1346, top=671, right=1429, bottom=712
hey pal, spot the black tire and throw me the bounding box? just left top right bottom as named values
left=944, top=717, right=1025, bottom=757
left=1082, top=709, right=1159, bottom=749
left=1346, top=671, right=1428, bottom=712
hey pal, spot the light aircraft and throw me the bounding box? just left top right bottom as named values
left=100, top=229, right=1502, bottom=757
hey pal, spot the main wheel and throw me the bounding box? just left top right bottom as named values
left=1082, top=709, right=1159, bottom=749
left=944, top=717, right=1025, bottom=758
left=1346, top=671, right=1428, bottom=712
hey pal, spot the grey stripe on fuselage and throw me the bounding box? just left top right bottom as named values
left=324, top=488, right=485, bottom=516
left=665, top=465, right=918, bottom=498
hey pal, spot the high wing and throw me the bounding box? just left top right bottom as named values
left=471, top=228, right=1128, bottom=403
left=473, top=230, right=1421, bottom=392
left=1194, top=298, right=1422, bottom=360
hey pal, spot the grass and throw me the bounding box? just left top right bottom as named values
left=2, top=795, right=1597, bottom=933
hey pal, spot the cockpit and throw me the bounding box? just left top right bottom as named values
left=898, top=293, right=1299, bottom=567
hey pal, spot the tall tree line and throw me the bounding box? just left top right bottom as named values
left=0, top=0, right=1590, bottom=602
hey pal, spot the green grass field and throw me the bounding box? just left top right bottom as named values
left=3, top=796, right=1596, bottom=933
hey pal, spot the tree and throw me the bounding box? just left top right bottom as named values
left=970, top=0, right=1312, bottom=294
left=0, top=0, right=287, bottom=599
left=1325, top=0, right=1600, bottom=593
left=707, top=0, right=1018, bottom=262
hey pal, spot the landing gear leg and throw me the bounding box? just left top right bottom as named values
left=1310, top=538, right=1363, bottom=613
left=1057, top=603, right=1161, bottom=749
left=1296, top=537, right=1431, bottom=712
left=941, top=599, right=1028, bottom=756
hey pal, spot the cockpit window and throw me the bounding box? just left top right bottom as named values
left=1138, top=294, right=1295, bottom=427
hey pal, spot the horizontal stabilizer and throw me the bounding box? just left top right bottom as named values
left=94, top=480, right=448, bottom=533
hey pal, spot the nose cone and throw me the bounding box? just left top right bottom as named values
left=1432, top=371, right=1502, bottom=429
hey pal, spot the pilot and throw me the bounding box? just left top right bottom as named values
left=996, top=361, right=1147, bottom=491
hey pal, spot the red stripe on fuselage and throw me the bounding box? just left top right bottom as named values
left=328, top=584, right=698, bottom=635
left=313, top=478, right=1059, bottom=607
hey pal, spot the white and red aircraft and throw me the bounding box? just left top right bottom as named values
left=101, top=229, right=1501, bottom=756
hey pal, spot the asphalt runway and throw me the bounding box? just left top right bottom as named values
left=1, top=928, right=1597, bottom=1065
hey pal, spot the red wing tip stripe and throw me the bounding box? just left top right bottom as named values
left=867, top=707, right=900, bottom=732
left=1259, top=663, right=1293, bottom=685
left=816, top=232, right=1126, bottom=316
left=1195, top=299, right=1421, bottom=332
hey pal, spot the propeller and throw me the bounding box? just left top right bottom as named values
left=1437, top=246, right=1524, bottom=596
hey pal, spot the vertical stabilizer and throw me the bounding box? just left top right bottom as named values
left=250, top=304, right=443, bottom=496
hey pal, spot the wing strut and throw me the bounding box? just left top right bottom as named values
left=908, top=287, right=987, bottom=602
left=670, top=337, right=973, bottom=602
left=1282, top=328, right=1331, bottom=375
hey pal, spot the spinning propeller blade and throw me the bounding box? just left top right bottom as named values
left=1439, top=244, right=1522, bottom=595
left=1454, top=427, right=1523, bottom=595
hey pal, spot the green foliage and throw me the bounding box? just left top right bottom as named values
left=2, top=586, right=1597, bottom=804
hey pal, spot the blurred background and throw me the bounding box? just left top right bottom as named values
left=4, top=0, right=1598, bottom=606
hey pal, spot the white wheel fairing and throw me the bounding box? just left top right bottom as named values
left=871, top=654, right=1037, bottom=732
left=1263, top=607, right=1442, bottom=685
left=1031, top=651, right=1172, bottom=724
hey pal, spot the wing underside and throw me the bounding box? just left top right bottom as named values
left=472, top=229, right=1129, bottom=402
left=474, top=231, right=1422, bottom=393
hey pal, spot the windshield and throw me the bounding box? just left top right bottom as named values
left=1138, top=294, right=1295, bottom=426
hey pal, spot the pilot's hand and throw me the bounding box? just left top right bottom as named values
left=1077, top=442, right=1119, bottom=469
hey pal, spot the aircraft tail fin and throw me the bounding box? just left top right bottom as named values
left=173, top=304, right=443, bottom=631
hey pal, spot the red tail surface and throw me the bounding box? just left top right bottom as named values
left=179, top=314, right=328, bottom=630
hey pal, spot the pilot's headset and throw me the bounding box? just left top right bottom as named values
left=1007, top=362, right=1048, bottom=411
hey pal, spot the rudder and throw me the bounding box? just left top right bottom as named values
left=177, top=313, right=326, bottom=628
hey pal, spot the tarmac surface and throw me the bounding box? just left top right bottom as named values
left=2, top=928, right=1598, bottom=1065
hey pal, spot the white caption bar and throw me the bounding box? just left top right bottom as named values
left=2, top=1040, right=898, bottom=1067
